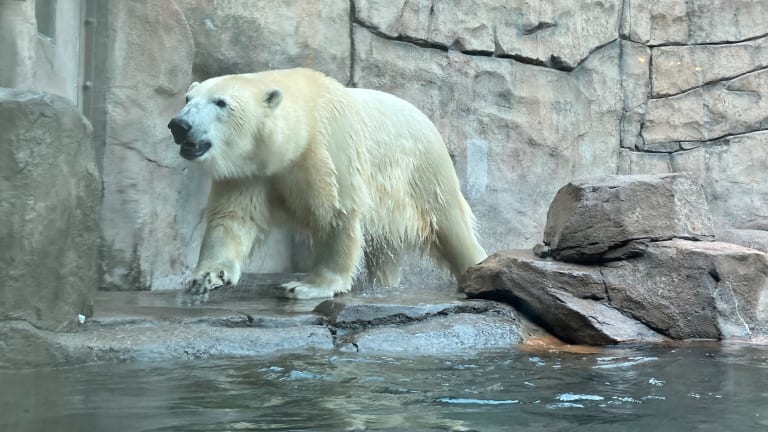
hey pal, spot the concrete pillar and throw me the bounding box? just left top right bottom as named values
left=0, top=0, right=37, bottom=89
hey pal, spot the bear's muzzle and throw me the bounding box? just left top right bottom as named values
left=168, top=117, right=191, bottom=144
left=168, top=117, right=211, bottom=160
left=179, top=140, right=212, bottom=160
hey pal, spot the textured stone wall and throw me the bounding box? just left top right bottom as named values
left=0, top=89, right=101, bottom=330
left=97, top=0, right=768, bottom=290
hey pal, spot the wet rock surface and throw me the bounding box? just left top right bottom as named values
left=0, top=274, right=530, bottom=368
left=314, top=294, right=525, bottom=354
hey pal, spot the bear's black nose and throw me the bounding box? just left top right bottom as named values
left=168, top=117, right=192, bottom=144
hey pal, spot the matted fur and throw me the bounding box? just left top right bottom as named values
left=173, top=68, right=486, bottom=299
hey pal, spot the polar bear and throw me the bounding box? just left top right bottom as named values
left=168, top=68, right=486, bottom=299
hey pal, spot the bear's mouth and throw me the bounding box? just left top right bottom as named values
left=179, top=140, right=212, bottom=160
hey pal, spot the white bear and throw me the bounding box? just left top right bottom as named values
left=168, top=68, right=486, bottom=299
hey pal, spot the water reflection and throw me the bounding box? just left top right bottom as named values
left=2, top=343, right=767, bottom=431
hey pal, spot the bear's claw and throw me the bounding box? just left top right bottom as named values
left=187, top=270, right=232, bottom=294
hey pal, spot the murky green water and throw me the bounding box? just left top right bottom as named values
left=2, top=343, right=767, bottom=431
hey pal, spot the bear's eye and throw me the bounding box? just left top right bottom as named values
left=214, top=98, right=228, bottom=109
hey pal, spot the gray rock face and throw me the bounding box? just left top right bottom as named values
left=716, top=229, right=768, bottom=254
left=651, top=36, right=768, bottom=97
left=543, top=173, right=714, bottom=263
left=643, top=69, right=768, bottom=145
left=604, top=240, right=768, bottom=339
left=0, top=0, right=35, bottom=89
left=671, top=132, right=768, bottom=229
left=623, top=0, right=768, bottom=45
left=356, top=0, right=621, bottom=70
left=99, top=0, right=200, bottom=291
left=0, top=89, right=101, bottom=331
left=177, top=0, right=351, bottom=81
left=461, top=251, right=664, bottom=345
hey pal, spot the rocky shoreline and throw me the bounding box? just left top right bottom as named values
left=0, top=274, right=535, bottom=368
left=3, top=173, right=768, bottom=369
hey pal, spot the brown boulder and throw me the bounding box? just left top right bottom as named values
left=603, top=239, right=768, bottom=339
left=543, top=173, right=714, bottom=263
left=461, top=251, right=665, bottom=345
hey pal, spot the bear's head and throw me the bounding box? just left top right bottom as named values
left=167, top=74, right=293, bottom=179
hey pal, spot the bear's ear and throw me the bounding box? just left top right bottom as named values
left=187, top=81, right=199, bottom=92
left=264, top=88, right=282, bottom=108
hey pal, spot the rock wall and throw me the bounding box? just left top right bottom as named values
left=0, top=89, right=101, bottom=331
left=97, top=0, right=768, bottom=290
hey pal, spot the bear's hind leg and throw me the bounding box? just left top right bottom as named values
left=280, top=216, right=364, bottom=299
left=433, top=205, right=487, bottom=281
left=364, top=240, right=405, bottom=287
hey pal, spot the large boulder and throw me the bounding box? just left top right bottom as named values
left=603, top=239, right=768, bottom=339
left=461, top=251, right=665, bottom=345
left=462, top=242, right=768, bottom=343
left=0, top=89, right=101, bottom=331
left=542, top=173, right=714, bottom=263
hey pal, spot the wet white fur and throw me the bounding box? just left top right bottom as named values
left=179, top=68, right=486, bottom=299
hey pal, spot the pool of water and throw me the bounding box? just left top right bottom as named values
left=3, top=343, right=767, bottom=431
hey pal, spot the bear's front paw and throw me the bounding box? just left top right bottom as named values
left=279, top=280, right=338, bottom=300
left=187, top=269, right=234, bottom=294
left=279, top=272, right=351, bottom=300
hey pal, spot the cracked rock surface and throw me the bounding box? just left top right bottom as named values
left=463, top=242, right=768, bottom=344
left=0, top=274, right=531, bottom=368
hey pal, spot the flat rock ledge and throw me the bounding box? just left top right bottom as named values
left=0, top=274, right=531, bottom=368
